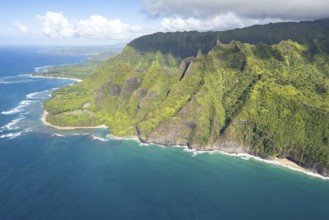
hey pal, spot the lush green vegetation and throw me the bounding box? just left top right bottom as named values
left=44, top=18, right=329, bottom=175
left=33, top=44, right=123, bottom=80
left=33, top=64, right=98, bottom=80
left=129, top=18, right=329, bottom=58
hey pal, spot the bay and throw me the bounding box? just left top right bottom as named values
left=1, top=46, right=329, bottom=220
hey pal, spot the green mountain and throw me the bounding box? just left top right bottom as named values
left=44, top=18, right=329, bottom=176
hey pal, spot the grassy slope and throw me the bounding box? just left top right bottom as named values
left=33, top=64, right=98, bottom=80
left=44, top=39, right=329, bottom=174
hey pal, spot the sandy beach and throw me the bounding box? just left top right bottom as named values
left=41, top=110, right=107, bottom=130
left=269, top=157, right=329, bottom=179
left=273, top=157, right=304, bottom=170
left=107, top=133, right=140, bottom=141
left=41, top=111, right=327, bottom=179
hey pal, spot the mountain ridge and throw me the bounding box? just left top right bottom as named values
left=128, top=18, right=329, bottom=57
left=43, top=18, right=329, bottom=176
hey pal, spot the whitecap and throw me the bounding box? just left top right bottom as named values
left=137, top=141, right=152, bottom=147
left=26, top=92, right=41, bottom=99
left=182, top=147, right=214, bottom=157
left=0, top=117, right=24, bottom=131
left=0, top=80, right=33, bottom=84
left=18, top=74, right=32, bottom=77
left=91, top=135, right=108, bottom=142
left=0, top=132, right=22, bottom=139
left=241, top=156, right=250, bottom=160
left=52, top=133, right=65, bottom=137
left=1, top=100, right=36, bottom=115
left=75, top=133, right=89, bottom=136
left=26, top=90, right=51, bottom=100
left=34, top=65, right=53, bottom=73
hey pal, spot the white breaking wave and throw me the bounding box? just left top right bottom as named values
left=18, top=74, right=32, bottom=77
left=0, top=80, right=33, bottom=84
left=34, top=65, right=53, bottom=73
left=26, top=89, right=51, bottom=100
left=72, top=133, right=89, bottom=136
left=26, top=92, right=42, bottom=99
left=0, top=117, right=24, bottom=132
left=91, top=135, right=108, bottom=142
left=0, top=132, right=22, bottom=139
left=1, top=100, right=36, bottom=115
left=52, top=133, right=65, bottom=137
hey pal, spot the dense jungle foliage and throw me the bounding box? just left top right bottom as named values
left=44, top=18, right=329, bottom=175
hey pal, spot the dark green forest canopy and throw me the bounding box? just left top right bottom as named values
left=129, top=18, right=329, bottom=58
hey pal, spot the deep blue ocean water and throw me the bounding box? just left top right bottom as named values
left=1, top=46, right=329, bottom=220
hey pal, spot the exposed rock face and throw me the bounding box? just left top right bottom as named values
left=212, top=137, right=250, bottom=154
left=120, top=77, right=142, bottom=98
left=179, top=57, right=193, bottom=81
left=94, top=80, right=121, bottom=108
left=110, top=85, right=122, bottom=96
left=139, top=90, right=159, bottom=108
left=300, top=162, right=329, bottom=177
left=146, top=119, right=195, bottom=147
left=135, top=88, right=148, bottom=99
left=96, top=80, right=122, bottom=97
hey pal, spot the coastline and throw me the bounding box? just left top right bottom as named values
left=41, top=110, right=107, bottom=130
left=31, top=74, right=83, bottom=82
left=41, top=110, right=328, bottom=180
left=183, top=147, right=329, bottom=180
left=272, top=157, right=303, bottom=170
left=107, top=133, right=139, bottom=141
left=266, top=156, right=328, bottom=180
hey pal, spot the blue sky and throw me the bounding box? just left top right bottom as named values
left=1, top=0, right=328, bottom=45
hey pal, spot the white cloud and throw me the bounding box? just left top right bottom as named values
left=75, top=16, right=122, bottom=37
left=161, top=13, right=285, bottom=31
left=37, top=12, right=153, bottom=40
left=37, top=12, right=74, bottom=38
left=13, top=22, right=28, bottom=34
left=75, top=15, right=149, bottom=40
left=144, top=0, right=329, bottom=20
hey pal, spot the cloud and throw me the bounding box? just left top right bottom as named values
left=37, top=12, right=153, bottom=40
left=143, top=0, right=329, bottom=20
left=37, top=12, right=74, bottom=38
left=13, top=22, right=28, bottom=34
left=161, top=13, right=284, bottom=31
left=75, top=15, right=150, bottom=39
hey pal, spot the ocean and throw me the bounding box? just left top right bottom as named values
left=1, top=45, right=329, bottom=220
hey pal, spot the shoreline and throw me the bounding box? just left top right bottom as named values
left=106, top=134, right=329, bottom=180
left=182, top=147, right=329, bottom=180
left=41, top=110, right=328, bottom=180
left=272, top=157, right=303, bottom=170
left=107, top=133, right=139, bottom=141
left=41, top=110, right=107, bottom=130
left=31, top=74, right=83, bottom=82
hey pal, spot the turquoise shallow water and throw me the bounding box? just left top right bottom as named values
left=1, top=46, right=329, bottom=220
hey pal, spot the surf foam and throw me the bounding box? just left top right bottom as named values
left=26, top=90, right=51, bottom=100
left=0, top=132, right=22, bottom=139
left=52, top=133, right=65, bottom=137
left=1, top=100, right=36, bottom=115
left=0, top=117, right=24, bottom=131
left=91, top=135, right=108, bottom=142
